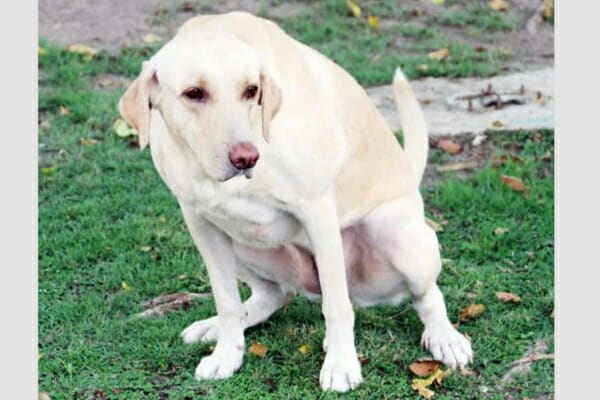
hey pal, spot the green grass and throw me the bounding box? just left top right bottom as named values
left=436, top=3, right=517, bottom=31
left=38, top=6, right=553, bottom=398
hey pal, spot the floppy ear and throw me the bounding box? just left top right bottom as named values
left=258, top=72, right=282, bottom=142
left=118, top=62, right=157, bottom=149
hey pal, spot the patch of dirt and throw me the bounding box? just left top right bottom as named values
left=39, top=0, right=553, bottom=73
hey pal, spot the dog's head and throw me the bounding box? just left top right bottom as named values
left=119, top=30, right=281, bottom=181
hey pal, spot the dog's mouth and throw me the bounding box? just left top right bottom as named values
left=217, top=167, right=254, bottom=182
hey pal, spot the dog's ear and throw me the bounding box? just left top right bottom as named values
left=118, top=62, right=158, bottom=149
left=258, top=71, right=282, bottom=142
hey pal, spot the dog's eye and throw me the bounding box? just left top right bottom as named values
left=183, top=87, right=208, bottom=102
left=243, top=85, right=258, bottom=100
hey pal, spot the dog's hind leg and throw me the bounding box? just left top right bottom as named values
left=365, top=196, right=473, bottom=368
left=182, top=264, right=287, bottom=344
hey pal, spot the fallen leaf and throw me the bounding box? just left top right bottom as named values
left=412, top=368, right=453, bottom=399
left=500, top=175, right=525, bottom=192
left=496, top=291, right=522, bottom=303
left=493, top=227, right=510, bottom=235
left=428, top=47, right=450, bottom=61
left=492, top=155, right=524, bottom=166
left=367, top=15, right=380, bottom=28
left=471, top=134, right=487, bottom=146
left=38, top=46, right=48, bottom=55
left=417, top=64, right=429, bottom=72
left=346, top=0, right=362, bottom=17
left=436, top=160, right=479, bottom=172
left=143, top=33, right=162, bottom=44
left=177, top=274, right=187, bottom=280
left=179, top=1, right=196, bottom=12
left=68, top=44, right=99, bottom=59
left=79, top=138, right=99, bottom=146
left=137, top=292, right=211, bottom=318
left=511, top=352, right=554, bottom=366
left=248, top=342, right=268, bottom=358
left=489, top=0, right=509, bottom=12
left=473, top=45, right=487, bottom=52
left=540, top=150, right=552, bottom=162
left=441, top=258, right=453, bottom=267
left=492, top=120, right=504, bottom=128
left=41, top=166, right=56, bottom=175
left=425, top=217, right=443, bottom=232
left=544, top=0, right=553, bottom=19
left=436, top=138, right=462, bottom=154
left=409, top=359, right=441, bottom=377
left=140, top=246, right=152, bottom=252
left=39, top=393, right=51, bottom=400
left=113, top=118, right=138, bottom=138
left=112, top=388, right=121, bottom=395
left=357, top=352, right=371, bottom=365
left=298, top=344, right=311, bottom=355
left=159, top=216, right=167, bottom=224
left=460, top=304, right=485, bottom=321
left=432, top=0, right=444, bottom=5
left=59, top=106, right=70, bottom=116
left=121, top=281, right=133, bottom=292
left=532, top=131, right=543, bottom=142
left=460, top=367, right=475, bottom=376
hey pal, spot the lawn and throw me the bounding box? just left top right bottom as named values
left=38, top=2, right=554, bottom=399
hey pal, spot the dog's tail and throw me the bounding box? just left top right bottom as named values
left=392, top=67, right=429, bottom=186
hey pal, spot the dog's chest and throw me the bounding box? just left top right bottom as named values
left=199, top=196, right=302, bottom=248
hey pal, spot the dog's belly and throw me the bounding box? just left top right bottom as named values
left=234, top=224, right=409, bottom=306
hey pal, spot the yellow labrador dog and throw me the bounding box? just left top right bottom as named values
left=119, top=11, right=472, bottom=392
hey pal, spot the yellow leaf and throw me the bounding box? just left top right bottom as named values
left=544, top=0, right=553, bottom=19
left=41, top=167, right=56, bottom=175
left=412, top=369, right=453, bottom=399
left=492, top=120, right=504, bottom=128
left=432, top=0, right=444, bottom=5
left=346, top=0, right=362, bottom=18
left=59, top=106, right=70, bottom=116
left=79, top=138, right=99, bottom=146
left=298, top=344, right=311, bottom=354
left=38, top=46, right=48, bottom=55
left=140, top=246, right=152, bottom=252
left=121, top=281, right=132, bottom=292
left=143, top=33, right=162, bottom=44
left=496, top=291, right=522, bottom=303
left=489, top=0, right=509, bottom=11
left=113, top=118, right=138, bottom=138
left=493, top=227, right=509, bottom=236
left=367, top=15, right=380, bottom=28
left=460, top=304, right=485, bottom=321
left=428, top=48, right=449, bottom=61
left=159, top=216, right=167, bottom=224
left=417, top=64, right=429, bottom=72
left=248, top=342, right=268, bottom=357
left=425, top=217, right=443, bottom=233
left=68, top=44, right=99, bottom=59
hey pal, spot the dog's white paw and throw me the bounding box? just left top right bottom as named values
left=319, top=352, right=363, bottom=392
left=194, top=349, right=243, bottom=380
left=181, top=317, right=219, bottom=344
left=421, top=323, right=473, bottom=369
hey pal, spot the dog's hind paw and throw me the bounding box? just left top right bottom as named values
left=181, top=316, right=219, bottom=344
left=421, top=323, right=473, bottom=369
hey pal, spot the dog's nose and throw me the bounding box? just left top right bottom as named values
left=229, top=142, right=259, bottom=170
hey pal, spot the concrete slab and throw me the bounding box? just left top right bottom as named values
left=366, top=67, right=554, bottom=136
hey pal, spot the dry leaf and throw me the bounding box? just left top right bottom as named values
left=79, top=138, right=99, bottom=146
left=500, top=175, right=525, bottom=192
left=550, top=309, right=554, bottom=319
left=489, top=0, right=509, bottom=12
left=39, top=393, right=51, bottom=400
left=409, top=359, right=441, bottom=377
left=428, top=48, right=449, bottom=61
left=357, top=352, right=371, bottom=365
left=346, top=0, right=362, bottom=17
left=68, top=44, right=99, bottom=59
left=496, top=291, right=522, bottom=303
left=544, top=0, right=553, bottom=19
left=38, top=46, right=48, bottom=55
left=113, top=118, right=138, bottom=138
left=140, top=246, right=152, bottom=252
left=436, top=138, right=462, bottom=154
left=492, top=155, right=524, bottom=166
left=41, top=167, right=56, bottom=175
left=298, top=344, right=311, bottom=354
left=460, top=367, right=475, bottom=376
left=425, top=217, right=443, bottom=232
left=59, top=106, right=70, bottom=116
left=143, top=33, right=162, bottom=44
left=248, top=342, right=268, bottom=358
left=473, top=45, right=487, bottom=52
left=417, top=64, right=429, bottom=72
left=432, top=0, right=444, bottom=5
left=460, top=304, right=485, bottom=321
left=436, top=160, right=478, bottom=172
left=493, top=227, right=509, bottom=235
left=367, top=15, right=380, bottom=28
left=492, top=120, right=504, bottom=128
left=159, top=216, right=167, bottom=224
left=121, top=281, right=133, bottom=292
left=137, top=292, right=211, bottom=318
left=412, top=368, right=453, bottom=399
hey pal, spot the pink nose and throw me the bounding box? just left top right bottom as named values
left=228, top=142, right=259, bottom=170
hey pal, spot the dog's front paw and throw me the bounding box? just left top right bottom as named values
left=195, top=349, right=243, bottom=380
left=319, top=352, right=363, bottom=392
left=421, top=323, right=473, bottom=369
left=181, top=317, right=219, bottom=344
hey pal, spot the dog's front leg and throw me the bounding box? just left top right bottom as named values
left=180, top=205, right=245, bottom=380
left=297, top=198, right=363, bottom=392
